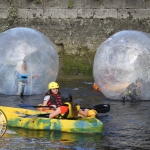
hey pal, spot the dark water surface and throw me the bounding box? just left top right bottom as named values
left=0, top=75, right=150, bottom=150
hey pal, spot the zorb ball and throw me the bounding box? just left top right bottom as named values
left=0, top=27, right=59, bottom=95
left=93, top=30, right=150, bottom=100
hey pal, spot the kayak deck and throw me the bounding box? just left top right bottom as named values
left=0, top=106, right=103, bottom=134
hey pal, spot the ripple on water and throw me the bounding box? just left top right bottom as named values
left=0, top=75, right=150, bottom=150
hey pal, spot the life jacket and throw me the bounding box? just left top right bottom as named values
left=47, top=93, right=62, bottom=107
left=93, top=83, right=100, bottom=92
left=56, top=102, right=80, bottom=119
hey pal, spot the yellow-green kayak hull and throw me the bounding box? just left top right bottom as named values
left=0, top=106, right=103, bottom=134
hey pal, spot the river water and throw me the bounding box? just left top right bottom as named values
left=0, top=75, right=150, bottom=150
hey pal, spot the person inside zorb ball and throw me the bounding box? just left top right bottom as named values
left=93, top=30, right=150, bottom=100
left=0, top=27, right=59, bottom=95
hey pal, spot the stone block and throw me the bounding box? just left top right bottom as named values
left=81, top=0, right=91, bottom=8
left=118, top=9, right=150, bottom=19
left=43, top=0, right=59, bottom=8
left=59, top=0, right=68, bottom=8
left=117, top=9, right=130, bottom=19
left=27, top=9, right=43, bottom=18
left=94, top=9, right=117, bottom=19
left=44, top=9, right=66, bottom=19
left=58, top=9, right=67, bottom=18
left=132, top=9, right=150, bottom=19
left=65, top=9, right=77, bottom=18
left=0, top=9, right=7, bottom=18
left=77, top=9, right=93, bottom=18
left=145, top=0, right=150, bottom=9
left=102, top=0, right=145, bottom=9
left=18, top=8, right=28, bottom=19
left=72, top=0, right=82, bottom=8
left=60, top=0, right=82, bottom=9
left=0, top=0, right=9, bottom=8
left=91, top=1, right=105, bottom=9
left=81, top=0, right=104, bottom=9
left=9, top=0, right=22, bottom=8
left=20, top=0, right=43, bottom=9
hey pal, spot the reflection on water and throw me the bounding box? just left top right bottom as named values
left=1, top=127, right=102, bottom=150
left=4, top=126, right=102, bottom=142
left=0, top=75, right=150, bottom=150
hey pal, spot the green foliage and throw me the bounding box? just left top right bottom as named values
left=62, top=56, right=93, bottom=75
left=2, top=4, right=18, bottom=32
left=33, top=0, right=43, bottom=4
left=68, top=0, right=74, bottom=9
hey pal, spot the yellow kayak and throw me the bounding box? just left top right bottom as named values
left=0, top=106, right=103, bottom=134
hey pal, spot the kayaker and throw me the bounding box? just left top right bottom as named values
left=42, top=82, right=63, bottom=109
left=121, top=78, right=144, bottom=101
left=49, top=92, right=98, bottom=119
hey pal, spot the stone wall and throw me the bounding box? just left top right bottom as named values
left=1, top=0, right=150, bottom=75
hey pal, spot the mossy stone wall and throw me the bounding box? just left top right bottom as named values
left=1, top=0, right=150, bottom=75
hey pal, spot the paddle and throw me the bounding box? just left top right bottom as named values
left=18, top=104, right=53, bottom=109
left=18, top=103, right=110, bottom=114
left=15, top=111, right=50, bottom=118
